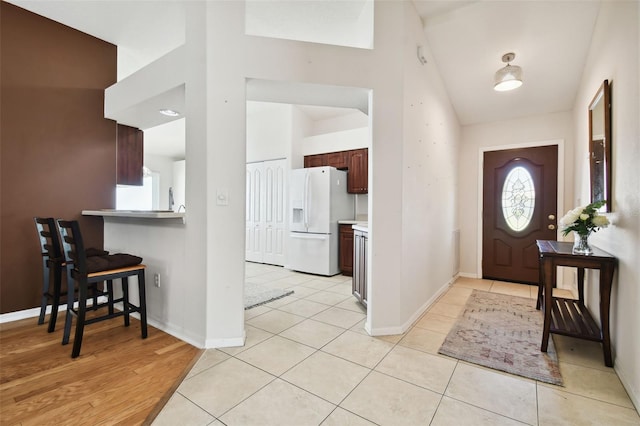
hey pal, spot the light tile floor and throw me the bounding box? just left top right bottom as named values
left=153, top=264, right=640, bottom=426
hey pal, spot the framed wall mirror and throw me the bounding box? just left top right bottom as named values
left=588, top=79, right=612, bottom=212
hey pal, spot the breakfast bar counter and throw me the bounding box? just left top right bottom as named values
left=83, top=209, right=185, bottom=222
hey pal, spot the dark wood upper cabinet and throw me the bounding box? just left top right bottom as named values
left=303, top=153, right=327, bottom=168
left=347, top=149, right=368, bottom=194
left=116, top=124, right=143, bottom=186
left=326, top=151, right=349, bottom=169
left=303, top=148, right=368, bottom=194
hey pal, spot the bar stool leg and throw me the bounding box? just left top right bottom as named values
left=138, top=269, right=148, bottom=339
left=62, top=278, right=75, bottom=345
left=122, top=277, right=130, bottom=327
left=47, top=264, right=63, bottom=333
left=107, top=280, right=114, bottom=315
left=71, top=283, right=88, bottom=358
left=38, top=259, right=50, bottom=325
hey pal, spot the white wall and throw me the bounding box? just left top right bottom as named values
left=203, top=0, right=461, bottom=338
left=290, top=106, right=312, bottom=169
left=101, top=0, right=462, bottom=348
left=102, top=219, right=200, bottom=344
left=172, top=160, right=186, bottom=211
left=245, top=0, right=374, bottom=49
left=144, top=153, right=174, bottom=210
left=458, top=111, right=574, bottom=277
left=572, top=1, right=640, bottom=409
left=395, top=1, right=461, bottom=331
left=308, top=110, right=368, bottom=136
left=246, top=102, right=292, bottom=163
left=301, top=127, right=368, bottom=156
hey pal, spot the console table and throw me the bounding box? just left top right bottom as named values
left=536, top=240, right=617, bottom=367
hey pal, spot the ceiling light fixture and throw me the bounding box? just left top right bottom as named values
left=494, top=52, right=523, bottom=92
left=159, top=108, right=180, bottom=117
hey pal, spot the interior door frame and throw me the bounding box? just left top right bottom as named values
left=476, top=139, right=565, bottom=280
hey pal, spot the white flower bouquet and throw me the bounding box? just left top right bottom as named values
left=559, top=200, right=610, bottom=237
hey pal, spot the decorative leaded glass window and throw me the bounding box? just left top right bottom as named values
left=501, top=166, right=535, bottom=231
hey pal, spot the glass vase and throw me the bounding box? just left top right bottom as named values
left=572, top=231, right=593, bottom=255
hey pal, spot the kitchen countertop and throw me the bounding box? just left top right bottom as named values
left=83, top=209, right=186, bottom=222
left=352, top=224, right=368, bottom=233
left=338, top=220, right=368, bottom=225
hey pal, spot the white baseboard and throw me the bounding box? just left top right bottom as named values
left=615, top=362, right=640, bottom=415
left=0, top=301, right=208, bottom=350
left=205, top=333, right=246, bottom=349
left=368, top=277, right=453, bottom=337
left=458, top=272, right=479, bottom=279
left=0, top=306, right=44, bottom=324
left=0, top=298, right=108, bottom=324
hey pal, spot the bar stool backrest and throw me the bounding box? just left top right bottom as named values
left=57, top=220, right=87, bottom=278
left=34, top=217, right=63, bottom=264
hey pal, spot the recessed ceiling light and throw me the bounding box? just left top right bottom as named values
left=159, top=109, right=180, bottom=117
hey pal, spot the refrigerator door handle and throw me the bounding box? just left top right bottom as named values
left=304, top=171, right=310, bottom=229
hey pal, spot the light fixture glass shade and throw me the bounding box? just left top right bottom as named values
left=494, top=64, right=523, bottom=91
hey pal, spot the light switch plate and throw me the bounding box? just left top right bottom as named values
left=216, top=189, right=229, bottom=206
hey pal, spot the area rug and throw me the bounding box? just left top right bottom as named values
left=438, top=290, right=563, bottom=385
left=244, top=282, right=294, bottom=310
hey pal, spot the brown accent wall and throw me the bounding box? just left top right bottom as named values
left=0, top=3, right=117, bottom=314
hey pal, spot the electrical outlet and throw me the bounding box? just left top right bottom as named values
left=154, top=273, right=161, bottom=288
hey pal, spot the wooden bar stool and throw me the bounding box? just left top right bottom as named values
left=34, top=217, right=113, bottom=332
left=57, top=219, right=148, bottom=358
left=34, top=217, right=65, bottom=332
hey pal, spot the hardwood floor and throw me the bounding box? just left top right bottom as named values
left=0, top=312, right=202, bottom=425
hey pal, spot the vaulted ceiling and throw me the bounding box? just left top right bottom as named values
left=9, top=0, right=602, bottom=142
left=415, top=0, right=600, bottom=125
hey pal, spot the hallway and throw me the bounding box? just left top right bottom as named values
left=153, top=264, right=638, bottom=425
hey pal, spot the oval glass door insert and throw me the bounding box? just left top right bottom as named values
left=501, top=166, right=535, bottom=232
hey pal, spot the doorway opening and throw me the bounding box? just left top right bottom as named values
left=244, top=79, right=372, bottom=316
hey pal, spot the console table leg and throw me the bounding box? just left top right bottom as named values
left=600, top=264, right=614, bottom=367
left=577, top=267, right=585, bottom=305
left=541, top=258, right=554, bottom=352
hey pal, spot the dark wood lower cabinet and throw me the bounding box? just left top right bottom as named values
left=339, top=224, right=354, bottom=276
left=353, top=227, right=368, bottom=307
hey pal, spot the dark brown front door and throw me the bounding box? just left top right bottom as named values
left=483, top=145, right=558, bottom=284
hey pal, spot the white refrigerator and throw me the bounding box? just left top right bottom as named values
left=287, top=166, right=354, bottom=276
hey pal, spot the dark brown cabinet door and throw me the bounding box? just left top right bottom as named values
left=339, top=224, right=354, bottom=276
left=326, top=151, right=349, bottom=169
left=304, top=148, right=368, bottom=194
left=303, top=154, right=327, bottom=168
left=482, top=145, right=558, bottom=284
left=347, top=149, right=368, bottom=194
left=116, top=124, right=143, bottom=186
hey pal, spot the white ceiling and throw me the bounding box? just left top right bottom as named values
left=9, top=0, right=602, bottom=149
left=415, top=0, right=600, bottom=125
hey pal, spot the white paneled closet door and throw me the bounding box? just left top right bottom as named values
left=245, top=159, right=287, bottom=266
left=246, top=163, right=263, bottom=263
left=262, top=160, right=286, bottom=265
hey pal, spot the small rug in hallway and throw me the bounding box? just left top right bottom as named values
left=244, top=282, right=294, bottom=310
left=438, top=290, right=563, bottom=385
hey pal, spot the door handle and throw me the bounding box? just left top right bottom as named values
left=548, top=214, right=555, bottom=220
left=548, top=224, right=556, bottom=230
